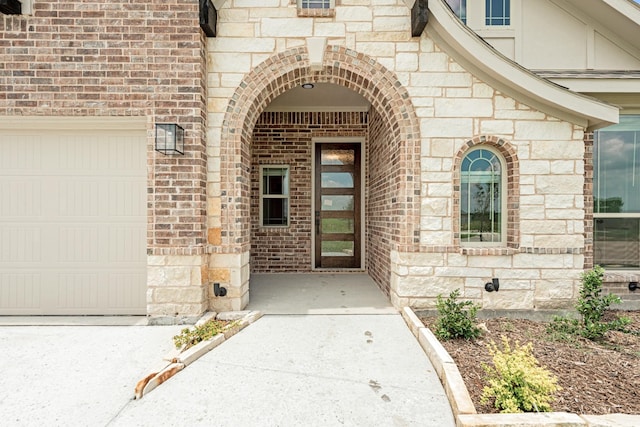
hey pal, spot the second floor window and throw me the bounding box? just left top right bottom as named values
left=446, top=0, right=467, bottom=24
left=486, top=0, right=510, bottom=26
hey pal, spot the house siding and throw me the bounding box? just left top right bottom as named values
left=0, top=1, right=210, bottom=320
left=3, top=0, right=634, bottom=318
left=206, top=0, right=588, bottom=312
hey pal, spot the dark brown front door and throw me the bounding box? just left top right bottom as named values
left=314, top=143, right=361, bottom=268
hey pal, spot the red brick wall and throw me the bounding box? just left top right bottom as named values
left=583, top=132, right=594, bottom=270
left=251, top=111, right=368, bottom=272
left=366, top=109, right=393, bottom=295
left=0, top=0, right=207, bottom=254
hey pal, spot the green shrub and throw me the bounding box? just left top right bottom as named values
left=434, top=289, right=481, bottom=340
left=173, top=319, right=231, bottom=350
left=481, top=337, right=560, bottom=413
left=576, top=265, right=630, bottom=339
left=549, top=265, right=630, bottom=340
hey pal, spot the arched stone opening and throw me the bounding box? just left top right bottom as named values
left=213, top=45, right=421, bottom=308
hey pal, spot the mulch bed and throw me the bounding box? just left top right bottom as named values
left=420, top=311, right=640, bottom=415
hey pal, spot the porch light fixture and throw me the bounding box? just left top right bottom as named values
left=199, top=0, right=217, bottom=38
left=301, top=83, right=315, bottom=89
left=155, top=123, right=184, bottom=155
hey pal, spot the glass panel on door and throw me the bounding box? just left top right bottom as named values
left=315, top=143, right=361, bottom=269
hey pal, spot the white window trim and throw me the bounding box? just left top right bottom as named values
left=259, top=165, right=290, bottom=228
left=593, top=115, right=640, bottom=270
left=460, top=146, right=507, bottom=247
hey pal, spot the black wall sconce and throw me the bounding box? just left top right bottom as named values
left=485, top=278, right=500, bottom=292
left=213, top=283, right=227, bottom=297
left=200, top=0, right=217, bottom=37
left=155, top=123, right=184, bottom=155
left=0, top=0, right=22, bottom=15
left=630, top=282, right=638, bottom=292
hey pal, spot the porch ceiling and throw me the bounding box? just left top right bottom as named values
left=264, top=83, right=371, bottom=112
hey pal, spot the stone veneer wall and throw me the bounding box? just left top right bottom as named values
left=393, top=66, right=587, bottom=310
left=251, top=111, right=368, bottom=272
left=206, top=2, right=422, bottom=311
left=204, top=0, right=591, bottom=311
left=0, top=1, right=209, bottom=320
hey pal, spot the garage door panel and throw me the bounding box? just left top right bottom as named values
left=108, top=226, right=147, bottom=264
left=0, top=135, right=43, bottom=172
left=0, top=226, right=43, bottom=264
left=0, top=178, right=43, bottom=217
left=0, top=273, right=42, bottom=313
left=0, top=128, right=147, bottom=315
left=57, top=273, right=100, bottom=311
left=106, top=273, right=147, bottom=310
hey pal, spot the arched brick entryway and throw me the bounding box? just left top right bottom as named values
left=213, top=45, right=421, bottom=306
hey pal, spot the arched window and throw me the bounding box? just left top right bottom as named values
left=460, top=147, right=506, bottom=245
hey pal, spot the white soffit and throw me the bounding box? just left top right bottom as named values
left=265, top=83, right=371, bottom=112
left=427, top=0, right=620, bottom=130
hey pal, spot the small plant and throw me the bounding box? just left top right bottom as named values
left=576, top=265, right=629, bottom=339
left=549, top=266, right=630, bottom=340
left=173, top=319, right=231, bottom=350
left=434, top=289, right=482, bottom=340
left=481, top=337, right=560, bottom=413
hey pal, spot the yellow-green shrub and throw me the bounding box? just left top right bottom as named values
left=481, top=337, right=560, bottom=413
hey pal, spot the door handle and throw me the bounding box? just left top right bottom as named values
left=315, top=211, right=320, bottom=235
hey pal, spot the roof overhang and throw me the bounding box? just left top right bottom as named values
left=425, top=0, right=620, bottom=131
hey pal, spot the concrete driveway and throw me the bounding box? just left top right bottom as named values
left=0, top=315, right=454, bottom=427
left=0, top=323, right=183, bottom=426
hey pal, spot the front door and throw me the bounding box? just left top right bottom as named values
left=314, top=143, right=361, bottom=268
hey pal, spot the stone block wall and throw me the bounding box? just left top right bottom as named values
left=394, top=38, right=587, bottom=310
left=147, top=254, right=208, bottom=323
left=203, top=0, right=591, bottom=312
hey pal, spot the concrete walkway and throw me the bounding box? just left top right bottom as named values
left=112, top=315, right=455, bottom=427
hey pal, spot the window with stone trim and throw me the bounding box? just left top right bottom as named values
left=594, top=115, right=640, bottom=269
left=260, top=166, right=290, bottom=227
left=485, top=0, right=510, bottom=25
left=460, top=147, right=506, bottom=246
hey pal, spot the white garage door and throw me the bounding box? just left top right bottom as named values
left=0, top=120, right=147, bottom=315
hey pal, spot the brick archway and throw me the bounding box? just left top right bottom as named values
left=216, top=45, right=420, bottom=297
left=218, top=45, right=421, bottom=254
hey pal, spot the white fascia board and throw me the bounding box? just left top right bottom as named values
left=548, top=78, right=640, bottom=94
left=427, top=0, right=619, bottom=131
left=602, top=0, right=640, bottom=27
